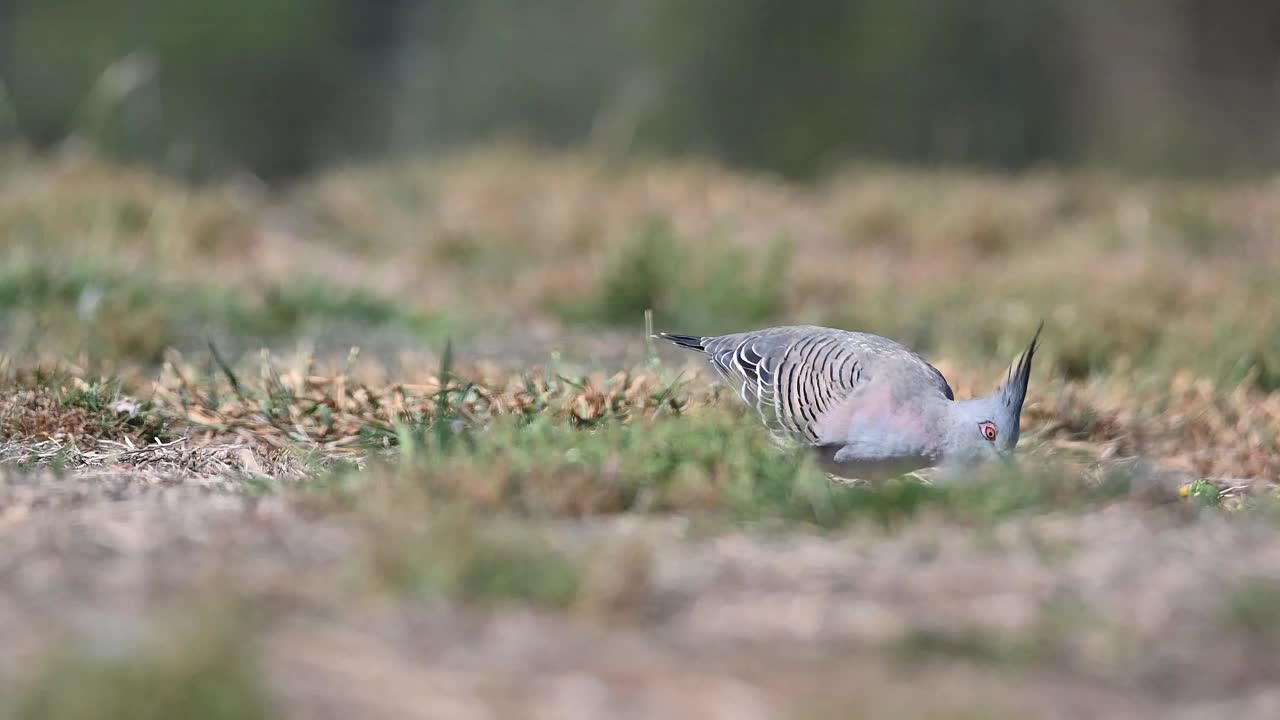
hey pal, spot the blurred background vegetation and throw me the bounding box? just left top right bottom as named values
left=2, top=0, right=1279, bottom=182
left=2, top=1, right=1279, bottom=393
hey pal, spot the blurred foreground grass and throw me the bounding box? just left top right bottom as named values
left=15, top=607, right=273, bottom=720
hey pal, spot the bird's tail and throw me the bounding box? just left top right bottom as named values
left=654, top=332, right=706, bottom=352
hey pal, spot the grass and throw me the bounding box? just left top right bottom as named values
left=7, top=342, right=1268, bottom=525
left=894, top=627, right=1029, bottom=666
left=559, top=216, right=790, bottom=332
left=6, top=145, right=1280, bottom=389
left=0, top=260, right=454, bottom=365
left=114, top=349, right=1161, bottom=530
left=1223, top=576, right=1280, bottom=645
left=359, top=504, right=583, bottom=607
left=893, top=594, right=1101, bottom=671
left=376, top=416, right=1133, bottom=529
left=12, top=607, right=274, bottom=720
left=0, top=366, right=168, bottom=449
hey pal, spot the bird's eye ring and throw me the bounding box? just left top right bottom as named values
left=979, top=421, right=998, bottom=442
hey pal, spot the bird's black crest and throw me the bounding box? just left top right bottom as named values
left=1000, top=321, right=1043, bottom=410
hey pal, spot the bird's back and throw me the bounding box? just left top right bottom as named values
left=663, top=325, right=954, bottom=446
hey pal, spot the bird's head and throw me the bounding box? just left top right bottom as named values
left=940, top=323, right=1042, bottom=466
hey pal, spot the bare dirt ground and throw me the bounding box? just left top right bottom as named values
left=2, top=460, right=1279, bottom=719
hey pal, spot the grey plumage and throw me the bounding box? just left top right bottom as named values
left=657, top=323, right=1042, bottom=480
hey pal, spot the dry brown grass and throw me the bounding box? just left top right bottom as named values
left=7, top=144, right=1278, bottom=380
left=141, top=350, right=1280, bottom=486
left=3, top=348, right=1277, bottom=496
left=150, top=356, right=706, bottom=450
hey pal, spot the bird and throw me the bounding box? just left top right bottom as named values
left=655, top=322, right=1042, bottom=481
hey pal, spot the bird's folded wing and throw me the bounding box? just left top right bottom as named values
left=703, top=328, right=881, bottom=445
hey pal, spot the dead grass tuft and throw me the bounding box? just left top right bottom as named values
left=152, top=355, right=711, bottom=449
left=0, top=368, right=165, bottom=446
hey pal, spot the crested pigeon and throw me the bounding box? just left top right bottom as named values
left=656, top=323, right=1042, bottom=480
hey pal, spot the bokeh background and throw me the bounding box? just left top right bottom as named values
left=4, top=0, right=1280, bottom=181
left=3, top=0, right=1280, bottom=384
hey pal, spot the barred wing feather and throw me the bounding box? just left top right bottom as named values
left=684, top=326, right=954, bottom=445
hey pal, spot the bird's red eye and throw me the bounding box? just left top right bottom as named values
left=979, top=421, right=998, bottom=441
